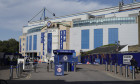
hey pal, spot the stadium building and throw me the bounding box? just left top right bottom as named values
left=19, top=2, right=140, bottom=62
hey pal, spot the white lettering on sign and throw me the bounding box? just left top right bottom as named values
left=123, top=55, right=133, bottom=64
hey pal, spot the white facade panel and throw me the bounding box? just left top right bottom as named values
left=26, top=32, right=41, bottom=53
left=70, top=28, right=81, bottom=52
left=70, top=24, right=138, bottom=52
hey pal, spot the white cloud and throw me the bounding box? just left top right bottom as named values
left=0, top=0, right=111, bottom=31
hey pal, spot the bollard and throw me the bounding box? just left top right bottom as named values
left=30, top=63, right=32, bottom=71
left=115, top=63, right=117, bottom=74
left=102, top=58, right=103, bottom=64
left=120, top=64, right=123, bottom=75
left=132, top=66, right=135, bottom=80
left=67, top=62, right=69, bottom=72
left=21, top=63, right=23, bottom=73
left=105, top=62, right=108, bottom=71
left=110, top=62, right=113, bottom=72
left=125, top=65, right=128, bottom=78
left=34, top=64, right=37, bottom=72
left=74, top=62, right=76, bottom=72
left=9, top=65, right=13, bottom=80
left=20, top=63, right=22, bottom=74
left=18, top=64, right=20, bottom=77
left=16, top=64, right=19, bottom=78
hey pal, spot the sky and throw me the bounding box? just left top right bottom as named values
left=0, top=0, right=140, bottom=41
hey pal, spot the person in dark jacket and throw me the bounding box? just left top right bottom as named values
left=130, top=58, right=138, bottom=73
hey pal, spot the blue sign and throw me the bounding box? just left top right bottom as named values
left=59, top=55, right=72, bottom=62
left=95, top=58, right=100, bottom=64
left=55, top=64, right=64, bottom=76
left=53, top=50, right=75, bottom=54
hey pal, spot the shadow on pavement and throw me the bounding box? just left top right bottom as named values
left=0, top=80, right=140, bottom=84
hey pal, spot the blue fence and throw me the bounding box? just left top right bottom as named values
left=81, top=52, right=140, bottom=67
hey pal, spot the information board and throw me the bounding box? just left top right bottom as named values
left=95, top=58, right=100, bottom=64
left=55, top=64, right=64, bottom=76
left=123, top=55, right=133, bottom=64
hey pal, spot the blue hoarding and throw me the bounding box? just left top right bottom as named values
left=55, top=64, right=64, bottom=76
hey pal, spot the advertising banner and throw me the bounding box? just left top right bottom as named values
left=55, top=64, right=64, bottom=76
left=60, top=31, right=63, bottom=49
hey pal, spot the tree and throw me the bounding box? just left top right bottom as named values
left=0, top=38, right=19, bottom=53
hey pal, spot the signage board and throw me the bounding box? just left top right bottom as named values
left=95, top=58, right=100, bottom=64
left=18, top=58, right=25, bottom=70
left=123, top=55, right=133, bottom=64
left=59, top=55, right=72, bottom=62
left=55, top=64, right=64, bottom=76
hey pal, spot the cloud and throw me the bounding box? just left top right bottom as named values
left=0, top=0, right=111, bottom=31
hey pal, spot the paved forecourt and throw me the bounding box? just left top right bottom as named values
left=24, top=63, right=121, bottom=81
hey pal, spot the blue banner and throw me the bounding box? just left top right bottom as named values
left=60, top=31, right=63, bottom=49
left=47, top=33, right=52, bottom=53
left=41, top=32, right=44, bottom=43
left=55, top=64, right=64, bottom=76
left=63, top=30, right=66, bottom=42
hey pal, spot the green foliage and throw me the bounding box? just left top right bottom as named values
left=101, top=44, right=116, bottom=47
left=0, top=38, right=19, bottom=53
left=81, top=44, right=116, bottom=56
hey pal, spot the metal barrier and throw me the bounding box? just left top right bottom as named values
left=119, top=64, right=123, bottom=75
left=110, top=62, right=113, bottom=72
left=9, top=65, right=13, bottom=80
left=114, top=63, right=117, bottom=74
left=132, top=66, right=135, bottom=80
left=67, top=62, right=69, bottom=72
left=125, top=65, right=128, bottom=78
left=105, top=62, right=108, bottom=71
left=16, top=65, right=19, bottom=78
left=9, top=62, right=33, bottom=79
left=74, top=62, right=76, bottom=72
left=34, top=64, right=37, bottom=72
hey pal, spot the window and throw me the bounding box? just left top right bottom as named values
left=29, top=36, right=32, bottom=50
left=81, top=29, right=89, bottom=49
left=33, top=35, right=37, bottom=50
left=108, top=28, right=118, bottom=44
left=73, top=17, right=136, bottom=27
left=26, top=36, right=28, bottom=50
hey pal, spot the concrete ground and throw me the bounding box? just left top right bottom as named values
left=24, top=63, right=120, bottom=81
left=1, top=63, right=140, bottom=84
